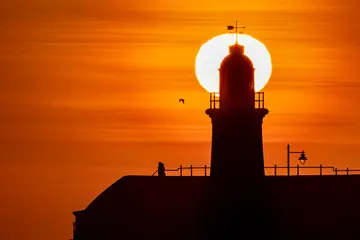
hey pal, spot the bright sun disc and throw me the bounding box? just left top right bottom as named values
left=195, top=34, right=272, bottom=92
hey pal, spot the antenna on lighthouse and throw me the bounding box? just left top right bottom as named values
left=227, top=21, right=245, bottom=43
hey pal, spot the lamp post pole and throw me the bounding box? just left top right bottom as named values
left=287, top=144, right=307, bottom=176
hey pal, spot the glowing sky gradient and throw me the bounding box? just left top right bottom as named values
left=1, top=1, right=360, bottom=239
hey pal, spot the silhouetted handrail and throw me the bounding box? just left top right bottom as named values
left=208, top=92, right=265, bottom=109
left=151, top=168, right=183, bottom=176
left=151, top=165, right=360, bottom=176
left=255, top=92, right=265, bottom=109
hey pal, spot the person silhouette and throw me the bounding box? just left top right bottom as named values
left=158, top=162, right=166, bottom=177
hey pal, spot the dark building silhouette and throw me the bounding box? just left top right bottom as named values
left=72, top=38, right=360, bottom=240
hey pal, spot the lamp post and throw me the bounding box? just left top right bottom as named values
left=287, top=144, right=308, bottom=176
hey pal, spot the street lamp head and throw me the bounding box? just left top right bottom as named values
left=298, top=151, right=307, bottom=165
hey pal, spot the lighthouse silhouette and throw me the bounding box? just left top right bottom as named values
left=206, top=40, right=269, bottom=177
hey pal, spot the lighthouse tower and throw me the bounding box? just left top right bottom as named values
left=206, top=40, right=269, bottom=177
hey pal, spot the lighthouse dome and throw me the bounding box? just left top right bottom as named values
left=220, top=43, right=254, bottom=73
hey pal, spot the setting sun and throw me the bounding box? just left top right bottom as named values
left=195, top=33, right=272, bottom=92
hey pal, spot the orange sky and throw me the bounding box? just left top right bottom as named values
left=1, top=0, right=360, bottom=239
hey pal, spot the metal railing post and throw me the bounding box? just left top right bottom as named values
left=204, top=165, right=207, bottom=176
left=347, top=167, right=349, bottom=176
left=213, top=93, right=215, bottom=108
left=287, top=144, right=290, bottom=176
left=180, top=165, right=182, bottom=176
left=274, top=164, right=277, bottom=176
left=320, top=164, right=322, bottom=176
left=297, top=165, right=300, bottom=176
left=335, top=168, right=338, bottom=176
left=190, top=165, right=193, bottom=176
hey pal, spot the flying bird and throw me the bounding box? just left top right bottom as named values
left=179, top=99, right=185, bottom=104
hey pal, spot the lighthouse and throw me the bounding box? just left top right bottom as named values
left=206, top=40, right=269, bottom=177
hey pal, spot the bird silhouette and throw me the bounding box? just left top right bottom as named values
left=179, top=99, right=185, bottom=104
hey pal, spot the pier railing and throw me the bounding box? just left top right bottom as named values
left=152, top=165, right=360, bottom=177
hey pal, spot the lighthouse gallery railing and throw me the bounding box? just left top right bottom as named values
left=209, top=92, right=265, bottom=109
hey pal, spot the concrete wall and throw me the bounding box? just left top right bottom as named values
left=74, top=176, right=360, bottom=240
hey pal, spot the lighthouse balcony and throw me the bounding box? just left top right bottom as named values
left=208, top=92, right=265, bottom=109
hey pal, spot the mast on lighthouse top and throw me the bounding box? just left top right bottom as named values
left=226, top=21, right=245, bottom=54
left=227, top=21, right=244, bottom=44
